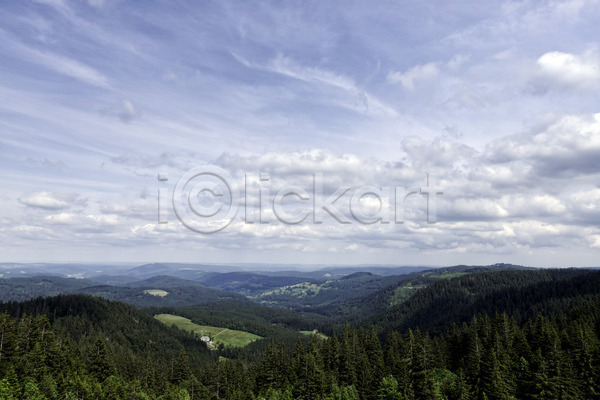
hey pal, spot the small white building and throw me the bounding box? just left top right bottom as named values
left=200, top=336, right=210, bottom=342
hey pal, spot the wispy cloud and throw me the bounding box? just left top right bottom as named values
left=0, top=29, right=109, bottom=87
left=266, top=55, right=398, bottom=117
left=30, top=48, right=110, bottom=87
left=270, top=55, right=356, bottom=91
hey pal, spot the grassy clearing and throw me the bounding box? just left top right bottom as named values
left=300, top=330, right=329, bottom=339
left=388, top=282, right=426, bottom=307
left=154, top=313, right=261, bottom=348
left=144, top=289, right=169, bottom=297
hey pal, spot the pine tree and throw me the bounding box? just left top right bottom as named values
left=22, top=379, right=46, bottom=400
left=26, top=342, right=47, bottom=380
left=378, top=375, right=403, bottom=400
left=38, top=374, right=58, bottom=400
left=257, top=341, right=289, bottom=393
left=480, top=347, right=515, bottom=400
left=326, top=333, right=341, bottom=386
left=384, top=331, right=402, bottom=378
left=569, top=322, right=599, bottom=399
left=326, top=384, right=359, bottom=400
left=454, top=369, right=471, bottom=400
left=465, top=328, right=483, bottom=396
left=339, top=323, right=357, bottom=386
left=292, top=338, right=305, bottom=388
left=171, top=348, right=191, bottom=384
left=3, top=364, right=19, bottom=396
left=0, top=378, right=16, bottom=400
left=0, top=312, right=16, bottom=371
left=366, top=326, right=385, bottom=396
left=88, top=335, right=113, bottom=382
left=304, top=352, right=326, bottom=400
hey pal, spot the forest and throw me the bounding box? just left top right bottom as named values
left=0, top=267, right=599, bottom=399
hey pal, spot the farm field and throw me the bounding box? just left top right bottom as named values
left=154, top=313, right=261, bottom=347
left=299, top=330, right=328, bottom=339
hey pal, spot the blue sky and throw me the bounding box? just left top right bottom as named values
left=1, top=0, right=600, bottom=266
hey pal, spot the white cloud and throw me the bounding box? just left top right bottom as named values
left=45, top=212, right=77, bottom=224
left=590, top=235, right=600, bottom=248
left=19, top=192, right=75, bottom=210
left=536, top=50, right=600, bottom=91
left=568, top=188, right=600, bottom=214
left=499, top=194, right=566, bottom=217
left=487, top=113, right=600, bottom=176
left=387, top=62, right=439, bottom=90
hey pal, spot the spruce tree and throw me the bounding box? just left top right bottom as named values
left=88, top=335, right=113, bottom=382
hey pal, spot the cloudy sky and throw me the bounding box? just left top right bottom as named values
left=1, top=0, right=600, bottom=267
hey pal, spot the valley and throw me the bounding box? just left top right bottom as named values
left=1, top=262, right=599, bottom=399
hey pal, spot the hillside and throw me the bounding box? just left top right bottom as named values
left=150, top=300, right=331, bottom=338
left=254, top=271, right=410, bottom=311
left=250, top=264, right=529, bottom=322
left=198, top=272, right=324, bottom=296
left=370, top=268, right=597, bottom=334
left=0, top=294, right=212, bottom=365
left=155, top=313, right=262, bottom=348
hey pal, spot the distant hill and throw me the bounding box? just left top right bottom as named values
left=255, top=266, right=433, bottom=280
left=337, top=264, right=534, bottom=318
left=248, top=264, right=531, bottom=320
left=0, top=262, right=134, bottom=278
left=198, top=272, right=323, bottom=295
left=75, top=283, right=246, bottom=308
left=339, top=271, right=375, bottom=280
left=308, top=265, right=433, bottom=279
left=123, top=275, right=211, bottom=288
left=0, top=275, right=247, bottom=307
left=0, top=276, right=96, bottom=301
left=254, top=271, right=410, bottom=313
left=123, top=263, right=245, bottom=280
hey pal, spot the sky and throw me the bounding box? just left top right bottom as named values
left=1, top=0, right=600, bottom=267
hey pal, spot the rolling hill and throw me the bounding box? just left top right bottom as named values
left=369, top=267, right=598, bottom=334
left=0, top=275, right=248, bottom=307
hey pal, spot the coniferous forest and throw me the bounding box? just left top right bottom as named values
left=0, top=268, right=599, bottom=399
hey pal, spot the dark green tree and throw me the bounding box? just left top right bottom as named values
left=88, top=335, right=113, bottom=383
